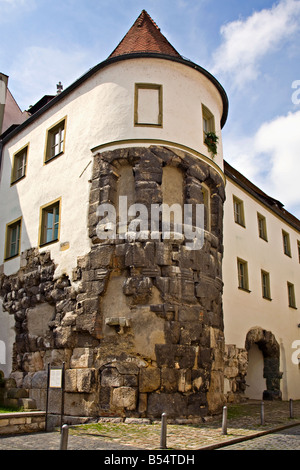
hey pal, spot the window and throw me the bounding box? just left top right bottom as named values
left=237, top=258, right=249, bottom=291
left=39, top=199, right=61, bottom=246
left=233, top=196, right=245, bottom=227
left=11, top=144, right=28, bottom=184
left=201, top=183, right=210, bottom=231
left=134, top=84, right=162, bottom=127
left=261, top=270, right=271, bottom=300
left=257, top=213, right=268, bottom=241
left=282, top=230, right=291, bottom=257
left=297, top=240, right=300, bottom=263
left=202, top=104, right=215, bottom=136
left=287, top=282, right=296, bottom=309
left=5, top=217, right=22, bottom=260
left=45, top=117, right=66, bottom=163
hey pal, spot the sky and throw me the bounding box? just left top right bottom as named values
left=1, top=0, right=300, bottom=218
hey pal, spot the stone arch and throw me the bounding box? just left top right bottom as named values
left=245, top=327, right=282, bottom=400
left=98, top=360, right=140, bottom=415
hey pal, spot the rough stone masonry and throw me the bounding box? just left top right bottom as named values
left=0, top=146, right=227, bottom=419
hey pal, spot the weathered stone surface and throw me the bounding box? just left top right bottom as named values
left=155, top=345, right=196, bottom=369
left=147, top=392, right=188, bottom=418
left=64, top=392, right=98, bottom=417
left=31, top=371, right=47, bottom=389
left=77, top=368, right=96, bottom=393
left=0, top=146, right=226, bottom=418
left=112, top=387, right=137, bottom=411
left=101, top=367, right=124, bottom=387
left=161, top=368, right=179, bottom=393
left=139, top=367, right=160, bottom=393
left=65, top=369, right=77, bottom=392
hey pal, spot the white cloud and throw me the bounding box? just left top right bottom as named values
left=0, top=0, right=25, bottom=3
left=224, top=110, right=300, bottom=217
left=211, top=0, right=300, bottom=88
left=254, top=110, right=300, bottom=211
left=9, top=45, right=94, bottom=109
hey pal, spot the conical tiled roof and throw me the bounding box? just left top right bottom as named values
left=108, top=10, right=182, bottom=59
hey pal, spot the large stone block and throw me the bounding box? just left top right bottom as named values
left=65, top=369, right=77, bottom=392
left=31, top=371, right=48, bottom=389
left=147, top=392, right=187, bottom=418
left=101, top=367, right=124, bottom=387
left=77, top=368, right=96, bottom=393
left=161, top=368, right=178, bottom=392
left=155, top=344, right=196, bottom=369
left=90, top=246, right=114, bottom=269
left=64, top=392, right=98, bottom=417
left=139, top=367, right=160, bottom=393
left=70, top=348, right=93, bottom=369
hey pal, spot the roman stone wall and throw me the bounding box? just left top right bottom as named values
left=224, top=327, right=283, bottom=403
left=0, top=146, right=226, bottom=418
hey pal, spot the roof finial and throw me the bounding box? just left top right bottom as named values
left=56, top=81, right=63, bottom=94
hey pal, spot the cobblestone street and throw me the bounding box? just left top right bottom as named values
left=219, top=425, right=300, bottom=450
left=1, top=424, right=300, bottom=451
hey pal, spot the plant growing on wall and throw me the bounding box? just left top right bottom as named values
left=204, top=132, right=219, bottom=157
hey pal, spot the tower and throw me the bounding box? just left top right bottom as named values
left=0, top=11, right=228, bottom=419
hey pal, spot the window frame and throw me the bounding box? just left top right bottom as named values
left=282, top=230, right=291, bottom=257
left=44, top=117, right=67, bottom=164
left=39, top=198, right=61, bottom=247
left=134, top=83, right=163, bottom=128
left=261, top=270, right=271, bottom=300
left=11, top=144, right=29, bottom=185
left=287, top=282, right=297, bottom=309
left=233, top=196, right=245, bottom=227
left=257, top=213, right=268, bottom=241
left=4, top=217, right=22, bottom=261
left=237, top=258, right=250, bottom=292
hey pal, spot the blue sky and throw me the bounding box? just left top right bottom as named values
left=1, top=0, right=300, bottom=218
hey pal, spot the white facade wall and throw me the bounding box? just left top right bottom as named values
left=223, top=177, right=300, bottom=399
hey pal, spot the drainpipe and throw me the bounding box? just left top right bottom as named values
left=0, top=73, right=8, bottom=135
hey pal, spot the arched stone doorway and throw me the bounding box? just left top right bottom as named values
left=245, top=327, right=282, bottom=400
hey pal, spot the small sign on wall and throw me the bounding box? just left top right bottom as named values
left=46, top=362, right=65, bottom=432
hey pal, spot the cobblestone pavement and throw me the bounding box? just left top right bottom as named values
left=0, top=400, right=299, bottom=451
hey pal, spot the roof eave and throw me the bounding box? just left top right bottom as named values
left=224, top=160, right=300, bottom=231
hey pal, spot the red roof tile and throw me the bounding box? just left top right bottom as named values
left=108, top=10, right=182, bottom=59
